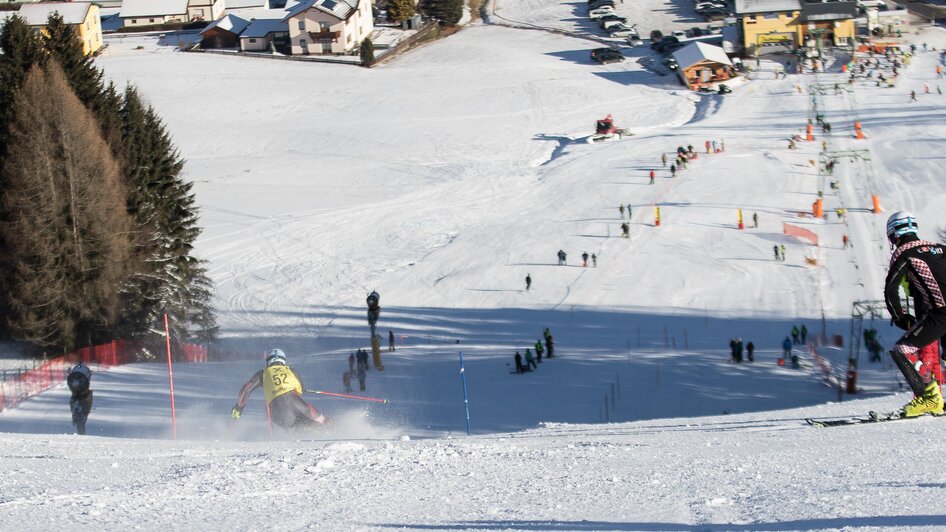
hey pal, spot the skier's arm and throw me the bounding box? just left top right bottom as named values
left=885, top=257, right=912, bottom=328
left=233, top=370, right=264, bottom=415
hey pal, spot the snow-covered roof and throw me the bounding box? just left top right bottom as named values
left=201, top=14, right=251, bottom=35
left=119, top=0, right=189, bottom=18
left=226, top=0, right=270, bottom=9
left=240, top=18, right=288, bottom=38
left=17, top=2, right=94, bottom=26
left=672, top=42, right=733, bottom=70
left=734, top=0, right=801, bottom=14
left=283, top=0, right=359, bottom=22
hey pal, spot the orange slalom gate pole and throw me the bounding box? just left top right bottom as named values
left=737, top=209, right=744, bottom=230
left=164, top=313, right=177, bottom=440
left=813, top=198, right=823, bottom=218
left=872, top=194, right=882, bottom=214
left=655, top=206, right=661, bottom=227
left=806, top=123, right=814, bottom=141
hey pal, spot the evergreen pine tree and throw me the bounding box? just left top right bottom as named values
left=386, top=0, right=415, bottom=23
left=118, top=87, right=217, bottom=344
left=419, top=0, right=462, bottom=26
left=360, top=37, right=375, bottom=65
left=42, top=13, right=104, bottom=109
left=0, top=15, right=45, bottom=156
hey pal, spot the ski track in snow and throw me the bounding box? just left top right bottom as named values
left=4, top=4, right=946, bottom=530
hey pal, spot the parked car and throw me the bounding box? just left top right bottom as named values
left=689, top=27, right=704, bottom=37
left=590, top=47, right=624, bottom=64
left=607, top=23, right=638, bottom=38
left=705, top=23, right=722, bottom=34
left=588, top=6, right=614, bottom=19
left=589, top=0, right=615, bottom=10
left=626, top=31, right=643, bottom=46
left=699, top=7, right=729, bottom=20
left=671, top=30, right=687, bottom=40
left=658, top=41, right=686, bottom=54
left=695, top=1, right=726, bottom=11
left=653, top=36, right=679, bottom=52
left=598, top=14, right=628, bottom=28
left=589, top=6, right=616, bottom=19
left=717, top=83, right=732, bottom=94
left=662, top=56, right=679, bottom=70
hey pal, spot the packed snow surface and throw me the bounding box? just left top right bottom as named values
left=3, top=1, right=946, bottom=529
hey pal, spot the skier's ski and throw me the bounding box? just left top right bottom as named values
left=806, top=410, right=943, bottom=428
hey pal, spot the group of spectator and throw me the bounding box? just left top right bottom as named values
left=513, top=328, right=555, bottom=374
left=728, top=337, right=754, bottom=363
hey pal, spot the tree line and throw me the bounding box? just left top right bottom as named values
left=0, top=14, right=216, bottom=355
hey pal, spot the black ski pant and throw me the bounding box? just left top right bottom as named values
left=269, top=392, right=326, bottom=431
left=70, top=391, right=93, bottom=435
left=891, top=307, right=946, bottom=395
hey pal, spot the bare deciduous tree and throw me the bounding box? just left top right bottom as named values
left=0, top=62, right=133, bottom=350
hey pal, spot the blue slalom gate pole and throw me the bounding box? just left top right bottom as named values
left=459, top=351, right=471, bottom=435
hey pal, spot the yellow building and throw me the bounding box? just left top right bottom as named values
left=18, top=2, right=103, bottom=56
left=735, top=0, right=857, bottom=56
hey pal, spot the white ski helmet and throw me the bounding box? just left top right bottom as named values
left=886, top=211, right=918, bottom=243
left=266, top=348, right=287, bottom=366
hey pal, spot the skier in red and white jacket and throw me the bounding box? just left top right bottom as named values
left=884, top=211, right=946, bottom=417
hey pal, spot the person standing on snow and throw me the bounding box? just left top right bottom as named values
left=535, top=339, right=545, bottom=362
left=746, top=341, right=755, bottom=362
left=67, top=362, right=93, bottom=435
left=781, top=336, right=792, bottom=362
left=343, top=371, right=353, bottom=393
left=661, top=153, right=667, bottom=167
left=357, top=362, right=367, bottom=391
left=525, top=273, right=532, bottom=290
left=780, top=244, right=786, bottom=262
left=619, top=204, right=625, bottom=219
left=591, top=254, right=597, bottom=268
left=800, top=324, right=808, bottom=344
left=557, top=249, right=567, bottom=266
left=773, top=245, right=780, bottom=261
left=791, top=325, right=800, bottom=344
left=525, top=348, right=537, bottom=370
left=231, top=349, right=329, bottom=430
left=582, top=252, right=589, bottom=267
left=883, top=212, right=946, bottom=416
left=514, top=351, right=524, bottom=373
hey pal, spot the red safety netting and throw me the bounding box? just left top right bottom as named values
left=0, top=339, right=208, bottom=412
left=783, top=223, right=819, bottom=246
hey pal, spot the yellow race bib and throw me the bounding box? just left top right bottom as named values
left=262, top=366, right=301, bottom=403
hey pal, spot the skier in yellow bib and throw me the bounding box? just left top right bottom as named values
left=231, top=349, right=329, bottom=430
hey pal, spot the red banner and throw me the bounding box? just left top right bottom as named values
left=783, top=223, right=819, bottom=246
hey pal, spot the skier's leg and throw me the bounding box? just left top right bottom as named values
left=891, top=309, right=946, bottom=395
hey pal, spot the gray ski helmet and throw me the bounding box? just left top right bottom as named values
left=886, top=211, right=918, bottom=242
left=266, top=348, right=287, bottom=366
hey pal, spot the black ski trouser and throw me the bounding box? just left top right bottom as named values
left=70, top=391, right=93, bottom=435
left=891, top=307, right=946, bottom=395
left=269, top=392, right=326, bottom=431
